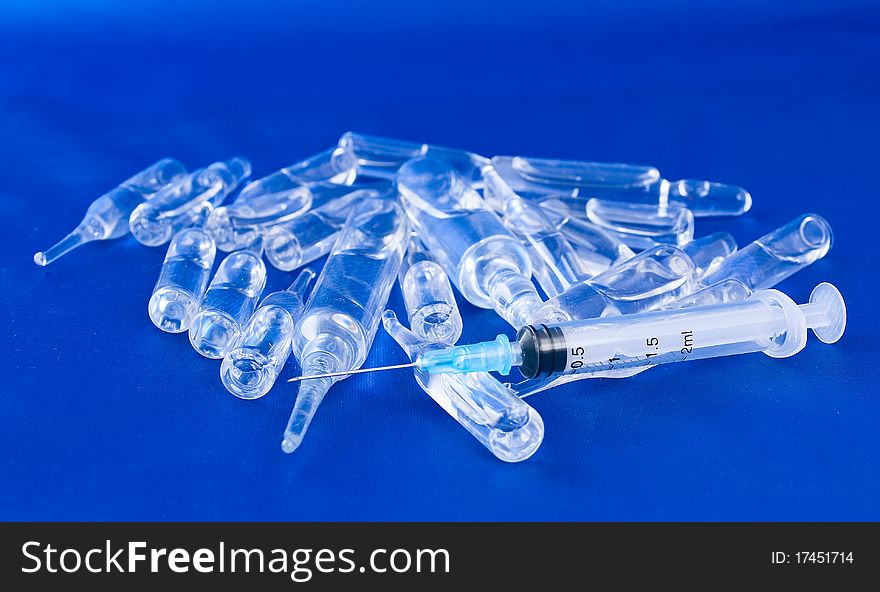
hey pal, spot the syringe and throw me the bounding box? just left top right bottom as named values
left=289, top=283, right=845, bottom=383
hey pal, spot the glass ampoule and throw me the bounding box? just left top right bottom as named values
left=221, top=269, right=316, bottom=399
left=534, top=244, right=697, bottom=323
left=397, top=156, right=543, bottom=328
left=682, top=232, right=737, bottom=279
left=282, top=196, right=410, bottom=454
left=263, top=187, right=385, bottom=271
left=34, top=158, right=186, bottom=266
left=339, top=131, right=489, bottom=188
left=208, top=175, right=389, bottom=253
left=490, top=155, right=751, bottom=217
left=668, top=279, right=754, bottom=309
left=238, top=146, right=362, bottom=200
left=398, top=234, right=463, bottom=344
left=483, top=164, right=591, bottom=297
left=583, top=198, right=695, bottom=249
left=667, top=217, right=831, bottom=309
left=699, top=214, right=833, bottom=291
left=538, top=195, right=695, bottom=250
left=188, top=238, right=267, bottom=359
left=383, top=311, right=543, bottom=462
left=231, top=130, right=485, bottom=219
left=536, top=200, right=636, bottom=276
left=130, top=157, right=251, bottom=247
left=148, top=207, right=216, bottom=333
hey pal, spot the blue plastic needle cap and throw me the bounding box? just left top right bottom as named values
left=417, top=334, right=516, bottom=376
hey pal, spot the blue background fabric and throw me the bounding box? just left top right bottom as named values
left=1, top=0, right=878, bottom=521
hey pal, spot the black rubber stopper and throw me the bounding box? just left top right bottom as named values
left=516, top=324, right=567, bottom=378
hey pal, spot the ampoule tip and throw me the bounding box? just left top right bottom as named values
left=32, top=229, right=91, bottom=266
left=281, top=433, right=302, bottom=454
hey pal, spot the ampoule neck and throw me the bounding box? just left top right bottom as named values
left=300, top=351, right=344, bottom=379
left=400, top=235, right=432, bottom=275
left=382, top=310, right=430, bottom=359
left=241, top=236, right=265, bottom=257
left=299, top=349, right=345, bottom=387
left=33, top=216, right=107, bottom=266
left=295, top=326, right=359, bottom=375
left=485, top=265, right=544, bottom=328
left=666, top=178, right=753, bottom=217
left=217, top=157, right=252, bottom=183
left=189, top=205, right=212, bottom=229
left=286, top=268, right=317, bottom=297
left=198, top=158, right=250, bottom=192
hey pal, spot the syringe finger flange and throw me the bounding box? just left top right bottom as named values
left=754, top=289, right=808, bottom=359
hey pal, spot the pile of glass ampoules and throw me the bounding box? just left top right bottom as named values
left=35, top=132, right=845, bottom=462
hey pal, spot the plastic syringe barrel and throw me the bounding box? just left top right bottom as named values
left=417, top=283, right=845, bottom=382
left=516, top=283, right=846, bottom=379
